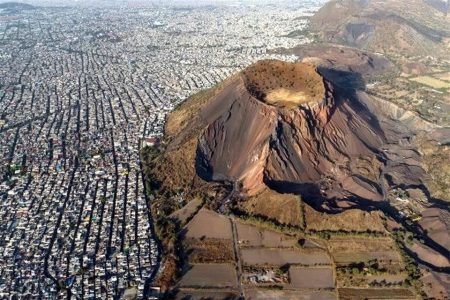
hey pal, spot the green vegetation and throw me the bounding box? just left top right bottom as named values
left=307, top=229, right=386, bottom=239
left=409, top=76, right=450, bottom=90
left=140, top=146, right=183, bottom=289
left=231, top=207, right=303, bottom=234
left=392, top=230, right=423, bottom=291
left=141, top=145, right=164, bottom=191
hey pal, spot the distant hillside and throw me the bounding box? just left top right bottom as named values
left=310, top=0, right=450, bottom=57
left=425, top=0, right=449, bottom=14
left=0, top=2, right=35, bottom=13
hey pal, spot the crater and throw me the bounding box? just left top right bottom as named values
left=242, top=60, right=326, bottom=107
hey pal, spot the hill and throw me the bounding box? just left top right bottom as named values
left=0, top=2, right=35, bottom=9
left=310, top=0, right=450, bottom=57
left=148, top=59, right=445, bottom=213
left=0, top=2, right=35, bottom=14
left=425, top=0, right=450, bottom=14
left=144, top=59, right=450, bottom=294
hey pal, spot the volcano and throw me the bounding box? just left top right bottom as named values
left=151, top=59, right=436, bottom=212
left=193, top=60, right=419, bottom=211
left=145, top=59, right=450, bottom=279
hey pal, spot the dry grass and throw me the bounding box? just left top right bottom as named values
left=419, top=141, right=450, bottom=202
left=265, top=89, right=310, bottom=106
left=151, top=136, right=200, bottom=192
left=327, top=237, right=404, bottom=272
left=155, top=256, right=178, bottom=289
left=409, top=76, right=450, bottom=89
left=242, top=60, right=325, bottom=107
left=434, top=72, right=450, bottom=82
left=241, top=248, right=331, bottom=266
left=165, top=74, right=239, bottom=138
left=185, top=208, right=233, bottom=239
left=338, top=288, right=416, bottom=300
left=184, top=238, right=234, bottom=264
left=289, top=267, right=335, bottom=289
left=328, top=236, right=397, bottom=254
left=169, top=197, right=203, bottom=226
left=178, top=264, right=238, bottom=288
left=235, top=221, right=297, bottom=248
left=241, top=189, right=302, bottom=227
left=305, top=205, right=386, bottom=233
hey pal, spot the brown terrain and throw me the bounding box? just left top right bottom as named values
left=310, top=0, right=450, bottom=57
left=145, top=58, right=450, bottom=297
left=142, top=1, right=450, bottom=298
left=169, top=59, right=441, bottom=215
left=274, top=44, right=394, bottom=80
left=304, top=205, right=386, bottom=233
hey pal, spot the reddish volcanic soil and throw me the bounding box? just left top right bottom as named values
left=153, top=59, right=450, bottom=275
left=195, top=60, right=426, bottom=210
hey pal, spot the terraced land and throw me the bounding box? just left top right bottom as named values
left=410, top=76, right=450, bottom=89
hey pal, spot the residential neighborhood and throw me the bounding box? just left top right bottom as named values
left=0, top=1, right=326, bottom=298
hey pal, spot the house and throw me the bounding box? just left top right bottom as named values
left=143, top=136, right=158, bottom=148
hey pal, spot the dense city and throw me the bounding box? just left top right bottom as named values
left=0, top=1, right=325, bottom=298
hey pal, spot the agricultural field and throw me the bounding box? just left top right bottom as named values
left=367, top=274, right=407, bottom=285
left=434, top=72, right=450, bottom=82
left=327, top=237, right=403, bottom=269
left=289, top=267, right=335, bottom=289
left=178, top=264, right=238, bottom=288
left=241, top=248, right=331, bottom=266
left=172, top=201, right=419, bottom=298
left=338, top=288, right=416, bottom=300
left=169, top=197, right=203, bottom=225
left=173, top=289, right=239, bottom=300
left=184, top=208, right=233, bottom=239
left=409, top=76, right=450, bottom=89
left=367, top=75, right=450, bottom=126
left=245, top=289, right=338, bottom=300
left=236, top=221, right=297, bottom=248
left=418, top=140, right=450, bottom=203
left=332, top=251, right=401, bottom=266
left=328, top=236, right=406, bottom=288
left=240, top=190, right=303, bottom=227
left=336, top=265, right=407, bottom=288
left=184, top=238, right=235, bottom=264
left=174, top=208, right=240, bottom=295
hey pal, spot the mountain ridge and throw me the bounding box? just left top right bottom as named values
left=310, top=0, right=450, bottom=57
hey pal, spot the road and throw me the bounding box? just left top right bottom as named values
left=231, top=217, right=244, bottom=299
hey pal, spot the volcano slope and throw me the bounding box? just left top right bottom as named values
left=146, top=60, right=450, bottom=286
left=151, top=59, right=448, bottom=217
left=162, top=60, right=426, bottom=211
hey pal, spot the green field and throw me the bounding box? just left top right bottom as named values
left=410, top=76, right=450, bottom=89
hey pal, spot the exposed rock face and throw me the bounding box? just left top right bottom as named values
left=194, top=60, right=419, bottom=210
left=197, top=77, right=278, bottom=196
left=264, top=87, right=386, bottom=208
